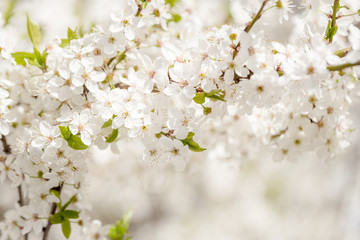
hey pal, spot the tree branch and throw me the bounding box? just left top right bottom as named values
left=42, top=185, right=63, bottom=240
left=233, top=0, right=269, bottom=59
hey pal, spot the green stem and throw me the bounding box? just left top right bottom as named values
left=329, top=0, right=340, bottom=43
left=327, top=60, right=360, bottom=71
left=340, top=12, right=359, bottom=17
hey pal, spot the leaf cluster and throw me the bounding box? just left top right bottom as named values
left=108, top=210, right=133, bottom=240
left=180, top=132, right=206, bottom=152
left=11, top=15, right=47, bottom=69
left=50, top=190, right=80, bottom=239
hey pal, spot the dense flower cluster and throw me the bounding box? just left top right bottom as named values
left=1, top=0, right=360, bottom=239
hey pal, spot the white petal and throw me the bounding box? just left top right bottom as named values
left=0, top=88, right=9, bottom=98
left=109, top=23, right=122, bottom=33
left=81, top=131, right=91, bottom=146
left=224, top=69, right=234, bottom=84
left=40, top=121, right=51, bottom=136
left=0, top=121, right=9, bottom=135
left=175, top=127, right=188, bottom=139
left=103, top=44, right=116, bottom=55
left=72, top=76, right=85, bottom=87
left=69, top=59, right=82, bottom=73
left=90, top=71, right=106, bottom=82
left=112, top=116, right=124, bottom=128
left=69, top=124, right=78, bottom=135
left=124, top=27, right=135, bottom=40
left=164, top=84, right=179, bottom=96
left=80, top=109, right=91, bottom=123
left=81, top=57, right=95, bottom=71
left=49, top=77, right=64, bottom=87
left=31, top=137, right=48, bottom=149
left=58, top=68, right=70, bottom=79
left=182, top=85, right=195, bottom=99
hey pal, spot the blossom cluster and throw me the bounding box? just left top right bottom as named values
left=1, top=0, right=360, bottom=239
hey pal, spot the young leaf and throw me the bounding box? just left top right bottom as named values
left=61, top=219, right=71, bottom=239
left=33, top=47, right=41, bottom=64
left=165, top=0, right=179, bottom=7
left=61, top=210, right=80, bottom=219
left=50, top=212, right=65, bottom=224
left=106, top=129, right=119, bottom=143
left=59, top=126, right=71, bottom=140
left=169, top=13, right=182, bottom=23
left=193, top=92, right=205, bottom=104
left=26, top=14, right=41, bottom=49
left=67, top=135, right=88, bottom=150
left=180, top=132, right=206, bottom=152
left=3, top=0, right=17, bottom=26
left=67, top=27, right=78, bottom=40
left=50, top=189, right=61, bottom=200
left=60, top=39, right=70, bottom=48
left=11, top=51, right=35, bottom=66
left=204, top=89, right=225, bottom=101
left=102, top=118, right=113, bottom=128
left=108, top=209, right=133, bottom=240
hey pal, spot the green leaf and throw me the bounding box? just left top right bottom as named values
left=67, top=135, right=88, bottom=150
left=324, top=20, right=331, bottom=40
left=204, top=89, right=225, bottom=101
left=165, top=0, right=179, bottom=7
left=33, top=47, right=42, bottom=65
left=11, top=51, right=35, bottom=66
left=102, top=118, right=113, bottom=128
left=26, top=14, right=41, bottom=49
left=329, top=25, right=338, bottom=39
left=50, top=212, right=64, bottom=224
left=3, top=0, right=17, bottom=26
left=193, top=90, right=225, bottom=105
left=61, top=210, right=79, bottom=219
left=61, top=219, right=71, bottom=239
left=108, top=209, right=133, bottom=240
left=106, top=129, right=119, bottom=143
left=184, top=131, right=195, bottom=140
left=59, top=126, right=71, bottom=140
left=193, top=92, right=205, bottom=104
left=60, top=39, right=70, bottom=48
left=50, top=189, right=61, bottom=200
left=59, top=126, right=88, bottom=150
left=180, top=132, right=206, bottom=152
left=67, top=27, right=78, bottom=40
left=169, top=13, right=182, bottom=23
left=61, top=194, right=77, bottom=211
left=59, top=28, right=78, bottom=48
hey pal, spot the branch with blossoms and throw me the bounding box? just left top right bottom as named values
left=1, top=0, right=360, bottom=239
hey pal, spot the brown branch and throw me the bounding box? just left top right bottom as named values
left=1, top=135, right=11, bottom=154
left=42, top=185, right=63, bottom=240
left=233, top=0, right=270, bottom=59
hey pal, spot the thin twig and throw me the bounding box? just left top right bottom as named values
left=244, top=0, right=270, bottom=33
left=2, top=135, right=28, bottom=239
left=42, top=185, right=63, bottom=240
left=1, top=135, right=11, bottom=154
left=232, top=0, right=269, bottom=59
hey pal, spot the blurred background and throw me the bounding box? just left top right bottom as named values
left=0, top=0, right=360, bottom=239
